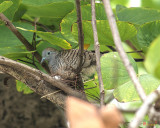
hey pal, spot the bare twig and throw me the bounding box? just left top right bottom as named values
left=129, top=90, right=160, bottom=128
left=102, top=0, right=147, bottom=101
left=20, top=18, right=53, bottom=32
left=75, top=0, right=84, bottom=75
left=0, top=13, right=50, bottom=74
left=107, top=45, right=116, bottom=51
left=118, top=108, right=137, bottom=113
left=32, top=18, right=39, bottom=66
left=17, top=59, right=39, bottom=69
left=0, top=56, right=87, bottom=101
left=126, top=40, right=144, bottom=58
left=91, top=0, right=105, bottom=106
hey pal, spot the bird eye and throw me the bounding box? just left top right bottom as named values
left=47, top=51, right=51, bottom=55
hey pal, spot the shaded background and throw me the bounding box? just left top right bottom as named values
left=0, top=73, right=67, bottom=128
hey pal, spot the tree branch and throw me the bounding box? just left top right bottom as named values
left=102, top=0, right=147, bottom=101
left=0, top=13, right=50, bottom=74
left=75, top=0, right=84, bottom=75
left=129, top=90, right=160, bottom=128
left=91, top=0, right=105, bottom=106
left=0, top=56, right=87, bottom=108
left=20, top=18, right=53, bottom=32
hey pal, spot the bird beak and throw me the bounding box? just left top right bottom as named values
left=41, top=57, right=45, bottom=64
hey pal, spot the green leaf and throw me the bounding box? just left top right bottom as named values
left=25, top=2, right=74, bottom=18
left=0, top=23, right=34, bottom=47
left=0, top=1, right=13, bottom=13
left=2, top=0, right=21, bottom=21
left=13, top=4, right=27, bottom=21
left=111, top=0, right=129, bottom=8
left=116, top=4, right=127, bottom=13
left=61, top=3, right=107, bottom=45
left=16, top=80, right=33, bottom=94
left=141, top=0, right=160, bottom=10
left=117, top=7, right=160, bottom=25
left=145, top=35, right=160, bottom=78
left=37, top=40, right=62, bottom=54
left=22, top=0, right=75, bottom=6
left=0, top=46, right=33, bottom=59
left=17, top=27, right=71, bottom=49
left=100, top=52, right=138, bottom=90
left=136, top=21, right=160, bottom=52
left=21, top=1, right=74, bottom=30
left=113, top=74, right=160, bottom=102
left=36, top=31, right=72, bottom=49
left=72, top=21, right=137, bottom=45
left=84, top=80, right=100, bottom=102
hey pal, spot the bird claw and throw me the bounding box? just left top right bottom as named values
left=53, top=75, right=61, bottom=80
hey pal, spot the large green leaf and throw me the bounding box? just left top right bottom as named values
left=1, top=0, right=21, bottom=21
left=0, top=1, right=13, bottom=13
left=25, top=2, right=74, bottom=18
left=36, top=31, right=71, bottom=49
left=13, top=3, right=27, bottom=21
left=22, top=0, right=75, bottom=6
left=0, top=23, right=34, bottom=48
left=113, top=74, right=160, bottom=102
left=0, top=22, right=34, bottom=59
left=20, top=1, right=74, bottom=30
left=136, top=21, right=160, bottom=52
left=0, top=46, right=33, bottom=59
left=72, top=21, right=137, bottom=45
left=100, top=52, right=138, bottom=90
left=117, top=7, right=160, bottom=25
left=111, top=0, right=129, bottom=8
left=141, top=0, right=160, bottom=10
left=37, top=41, right=62, bottom=55
left=145, top=35, right=160, bottom=79
left=61, top=3, right=107, bottom=45
left=17, top=27, right=71, bottom=49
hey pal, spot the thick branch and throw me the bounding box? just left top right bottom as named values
left=0, top=13, right=50, bottom=74
left=102, top=0, right=147, bottom=101
left=0, top=56, right=86, bottom=108
left=91, top=0, right=105, bottom=106
left=129, top=90, right=160, bottom=128
left=75, top=0, right=84, bottom=75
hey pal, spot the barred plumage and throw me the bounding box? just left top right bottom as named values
left=41, top=48, right=97, bottom=80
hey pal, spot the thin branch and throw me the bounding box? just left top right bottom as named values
left=134, top=59, right=144, bottom=62
left=126, top=50, right=143, bottom=53
left=20, top=18, right=53, bottom=32
left=32, top=18, right=39, bottom=66
left=0, top=13, right=50, bottom=74
left=17, top=59, right=39, bottom=69
left=107, top=45, right=116, bottom=51
left=0, top=56, right=87, bottom=103
left=126, top=40, right=145, bottom=58
left=91, top=0, right=105, bottom=106
left=129, top=90, right=160, bottom=128
left=102, top=0, right=147, bottom=101
left=118, top=108, right=138, bottom=113
left=75, top=0, right=84, bottom=75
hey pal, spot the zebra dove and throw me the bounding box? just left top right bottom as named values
left=41, top=48, right=97, bottom=80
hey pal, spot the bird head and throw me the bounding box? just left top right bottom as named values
left=41, top=48, right=58, bottom=64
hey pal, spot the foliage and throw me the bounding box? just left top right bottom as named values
left=0, top=0, right=160, bottom=126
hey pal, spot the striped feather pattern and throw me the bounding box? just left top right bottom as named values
left=42, top=48, right=97, bottom=80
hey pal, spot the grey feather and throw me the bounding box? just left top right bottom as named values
left=41, top=48, right=97, bottom=80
